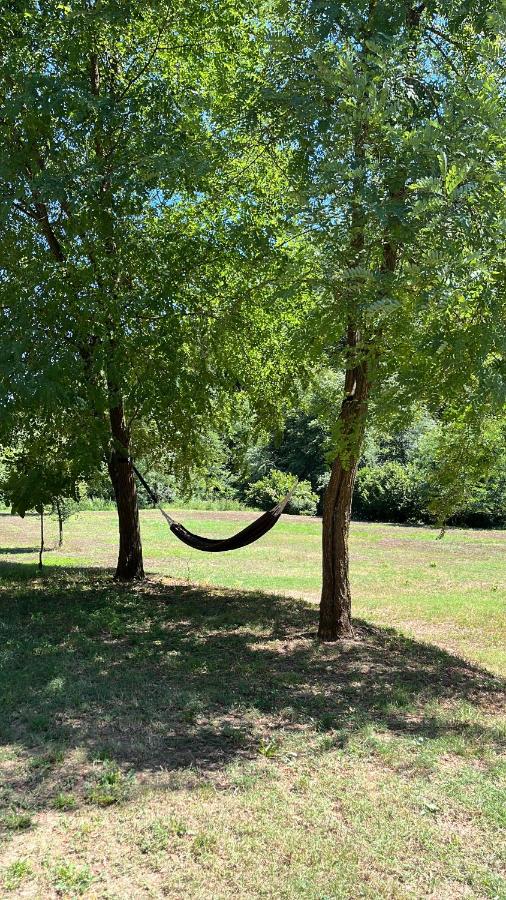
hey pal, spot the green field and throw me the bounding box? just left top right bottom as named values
left=0, top=510, right=505, bottom=898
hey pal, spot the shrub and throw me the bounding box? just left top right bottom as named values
left=245, top=470, right=318, bottom=516
left=353, top=462, right=422, bottom=523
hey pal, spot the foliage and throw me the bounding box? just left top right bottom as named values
left=263, top=371, right=343, bottom=493
left=353, top=416, right=506, bottom=526
left=354, top=462, right=422, bottom=524
left=0, top=0, right=505, bottom=588
left=0, top=0, right=311, bottom=569
left=417, top=417, right=506, bottom=528
left=245, top=469, right=318, bottom=516
left=254, top=0, right=506, bottom=502
left=1, top=444, right=86, bottom=518
left=66, top=394, right=506, bottom=525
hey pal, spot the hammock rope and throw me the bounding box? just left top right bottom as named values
left=132, top=463, right=296, bottom=553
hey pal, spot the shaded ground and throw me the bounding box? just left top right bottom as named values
left=0, top=563, right=505, bottom=898
left=1, top=569, right=503, bottom=777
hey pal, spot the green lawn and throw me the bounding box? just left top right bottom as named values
left=0, top=510, right=505, bottom=898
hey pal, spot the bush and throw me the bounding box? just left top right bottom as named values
left=136, top=472, right=178, bottom=508
left=245, top=470, right=318, bottom=516
left=353, top=462, right=423, bottom=523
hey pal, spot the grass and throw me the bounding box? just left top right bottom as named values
left=4, top=508, right=504, bottom=672
left=0, top=510, right=504, bottom=898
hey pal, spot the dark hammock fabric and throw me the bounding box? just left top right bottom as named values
left=133, top=463, right=292, bottom=553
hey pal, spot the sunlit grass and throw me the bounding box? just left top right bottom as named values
left=2, top=510, right=504, bottom=673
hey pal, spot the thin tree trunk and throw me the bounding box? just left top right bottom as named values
left=107, top=401, right=144, bottom=581
left=38, top=508, right=44, bottom=570
left=56, top=498, right=64, bottom=548
left=318, top=350, right=369, bottom=641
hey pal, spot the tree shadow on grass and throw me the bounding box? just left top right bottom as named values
left=0, top=563, right=504, bottom=811
left=0, top=547, right=41, bottom=555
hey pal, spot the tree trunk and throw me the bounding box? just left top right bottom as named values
left=107, top=402, right=144, bottom=581
left=55, top=498, right=64, bottom=548
left=38, top=508, right=44, bottom=570
left=318, top=1, right=415, bottom=641
left=318, top=354, right=369, bottom=641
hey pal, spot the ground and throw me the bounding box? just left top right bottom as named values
left=0, top=510, right=504, bottom=899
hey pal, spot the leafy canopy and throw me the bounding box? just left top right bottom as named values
left=253, top=1, right=506, bottom=423
left=0, top=0, right=309, bottom=484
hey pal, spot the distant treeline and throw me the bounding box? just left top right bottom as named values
left=82, top=376, right=505, bottom=529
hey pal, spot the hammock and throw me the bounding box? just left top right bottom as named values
left=133, top=464, right=295, bottom=552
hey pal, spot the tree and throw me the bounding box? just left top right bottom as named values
left=1, top=436, right=85, bottom=564
left=417, top=415, right=506, bottom=530
left=0, top=0, right=302, bottom=579
left=258, top=1, right=506, bottom=637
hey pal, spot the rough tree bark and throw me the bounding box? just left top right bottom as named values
left=107, top=401, right=144, bottom=581
left=317, top=94, right=368, bottom=641
left=318, top=333, right=370, bottom=640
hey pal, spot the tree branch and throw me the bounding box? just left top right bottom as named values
left=406, top=3, right=426, bottom=29
left=427, top=34, right=473, bottom=94
left=12, top=200, right=39, bottom=221
left=116, top=24, right=165, bottom=102
left=426, top=24, right=467, bottom=53
left=32, top=200, right=66, bottom=262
